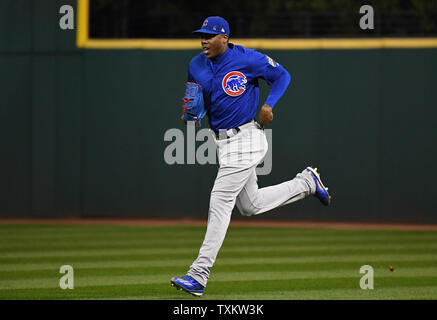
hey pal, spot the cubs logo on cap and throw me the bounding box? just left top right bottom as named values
left=192, top=16, right=230, bottom=36
left=222, top=71, right=247, bottom=96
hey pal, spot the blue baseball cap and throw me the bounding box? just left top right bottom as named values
left=192, top=16, right=230, bottom=36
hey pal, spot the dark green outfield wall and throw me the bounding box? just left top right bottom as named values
left=1, top=1, right=436, bottom=222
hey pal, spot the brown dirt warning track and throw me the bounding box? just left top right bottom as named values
left=1, top=218, right=437, bottom=230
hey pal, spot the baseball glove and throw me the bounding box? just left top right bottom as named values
left=182, top=82, right=206, bottom=127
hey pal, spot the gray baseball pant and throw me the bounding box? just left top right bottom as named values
left=187, top=122, right=316, bottom=287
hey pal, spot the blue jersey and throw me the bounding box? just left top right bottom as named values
left=187, top=43, right=291, bottom=132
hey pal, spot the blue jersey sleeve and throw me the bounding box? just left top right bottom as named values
left=250, top=50, right=291, bottom=108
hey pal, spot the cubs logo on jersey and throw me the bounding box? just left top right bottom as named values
left=222, top=71, right=247, bottom=97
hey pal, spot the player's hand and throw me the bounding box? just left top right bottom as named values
left=258, top=104, right=273, bottom=126
left=181, top=115, right=187, bottom=125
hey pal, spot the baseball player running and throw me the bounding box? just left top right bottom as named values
left=171, top=16, right=331, bottom=297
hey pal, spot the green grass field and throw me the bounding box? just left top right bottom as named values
left=1, top=223, right=437, bottom=300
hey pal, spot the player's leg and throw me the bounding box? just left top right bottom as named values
left=186, top=163, right=256, bottom=288
left=185, top=124, right=268, bottom=288
left=236, top=167, right=316, bottom=216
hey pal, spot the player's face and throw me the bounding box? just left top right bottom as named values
left=200, top=34, right=228, bottom=59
